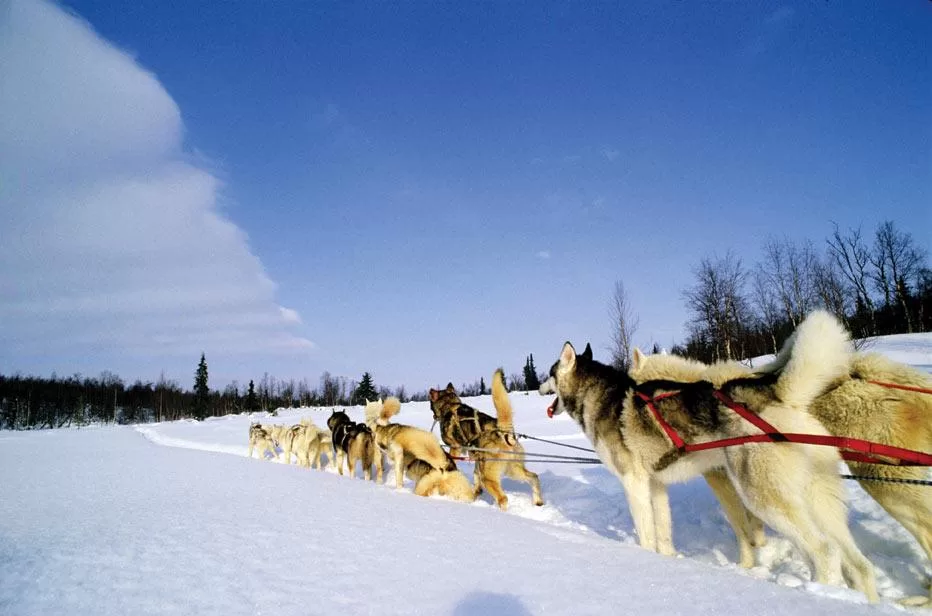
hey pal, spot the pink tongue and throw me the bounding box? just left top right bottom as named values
left=547, top=399, right=556, bottom=418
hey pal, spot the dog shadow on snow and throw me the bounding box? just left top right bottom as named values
left=452, top=591, right=533, bottom=616
left=490, top=466, right=751, bottom=565
left=511, top=466, right=931, bottom=599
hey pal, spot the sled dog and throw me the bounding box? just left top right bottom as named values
left=432, top=370, right=543, bottom=510
left=247, top=423, right=277, bottom=460
left=406, top=455, right=476, bottom=503
left=299, top=418, right=333, bottom=470
left=327, top=410, right=383, bottom=482
left=364, top=397, right=457, bottom=489
left=539, top=310, right=878, bottom=602
left=630, top=344, right=932, bottom=605
left=429, top=383, right=498, bottom=458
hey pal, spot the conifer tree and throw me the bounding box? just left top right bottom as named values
left=193, top=353, right=209, bottom=419
left=352, top=372, right=378, bottom=405
left=523, top=354, right=540, bottom=391
left=245, top=379, right=259, bottom=412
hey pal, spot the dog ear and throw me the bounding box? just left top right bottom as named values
left=582, top=343, right=593, bottom=361
left=446, top=383, right=455, bottom=392
left=632, top=347, right=645, bottom=371
left=559, top=341, right=576, bottom=369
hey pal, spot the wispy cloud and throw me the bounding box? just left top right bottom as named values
left=536, top=250, right=551, bottom=260
left=0, top=0, right=312, bottom=374
left=743, top=6, right=796, bottom=58
left=311, top=102, right=370, bottom=152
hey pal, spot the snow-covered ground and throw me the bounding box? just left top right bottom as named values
left=1, top=336, right=930, bottom=615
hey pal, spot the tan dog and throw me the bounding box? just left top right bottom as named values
left=468, top=369, right=544, bottom=511
left=631, top=346, right=932, bottom=605
left=365, top=397, right=457, bottom=489
left=406, top=457, right=476, bottom=503
left=247, top=423, right=277, bottom=460
left=299, top=418, right=333, bottom=470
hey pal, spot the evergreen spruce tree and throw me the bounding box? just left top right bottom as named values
left=352, top=372, right=378, bottom=405
left=245, top=379, right=259, bottom=413
left=479, top=376, right=487, bottom=396
left=193, top=353, right=209, bottom=419
left=523, top=354, right=540, bottom=391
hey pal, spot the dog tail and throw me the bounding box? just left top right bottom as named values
left=381, top=397, right=402, bottom=423
left=492, top=368, right=513, bottom=433
left=762, top=309, right=851, bottom=408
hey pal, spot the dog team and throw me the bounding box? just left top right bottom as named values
left=247, top=310, right=931, bottom=606
left=248, top=369, right=540, bottom=509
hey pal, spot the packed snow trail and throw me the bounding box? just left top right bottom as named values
left=0, top=427, right=905, bottom=615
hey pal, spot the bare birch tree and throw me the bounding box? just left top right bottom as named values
left=682, top=251, right=749, bottom=361
left=608, top=280, right=640, bottom=370
left=826, top=223, right=876, bottom=336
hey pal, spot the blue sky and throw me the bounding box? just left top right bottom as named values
left=1, top=0, right=929, bottom=394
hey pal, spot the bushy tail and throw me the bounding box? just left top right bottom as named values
left=492, top=369, right=513, bottom=432
left=760, top=310, right=852, bottom=408
left=364, top=397, right=403, bottom=427
left=381, top=397, right=401, bottom=422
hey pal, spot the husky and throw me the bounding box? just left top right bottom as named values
left=327, top=410, right=383, bottom=482
left=247, top=423, right=277, bottom=460
left=429, top=383, right=498, bottom=459
left=364, top=397, right=458, bottom=489
left=631, top=345, right=932, bottom=605
left=406, top=456, right=476, bottom=503
left=299, top=418, right=333, bottom=470
left=539, top=310, right=878, bottom=602
left=275, top=424, right=308, bottom=465
left=432, top=370, right=543, bottom=510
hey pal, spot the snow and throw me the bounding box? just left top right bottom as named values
left=1, top=336, right=930, bottom=614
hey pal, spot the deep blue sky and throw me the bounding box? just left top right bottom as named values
left=2, top=0, right=929, bottom=393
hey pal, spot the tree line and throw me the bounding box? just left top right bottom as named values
left=0, top=353, right=544, bottom=430
left=610, top=219, right=930, bottom=366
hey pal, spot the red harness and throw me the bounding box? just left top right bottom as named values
left=635, top=388, right=932, bottom=467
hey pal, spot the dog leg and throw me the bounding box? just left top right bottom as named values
left=506, top=463, right=544, bottom=506
left=392, top=448, right=404, bottom=489
left=473, top=465, right=484, bottom=499
left=621, top=473, right=657, bottom=552
left=649, top=477, right=676, bottom=557
left=703, top=469, right=763, bottom=568
left=725, top=446, right=850, bottom=593
left=485, top=477, right=509, bottom=511
left=336, top=450, right=345, bottom=476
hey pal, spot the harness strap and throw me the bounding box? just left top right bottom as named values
left=635, top=391, right=686, bottom=451
left=712, top=390, right=787, bottom=442
left=868, top=380, right=932, bottom=396
left=636, top=389, right=932, bottom=466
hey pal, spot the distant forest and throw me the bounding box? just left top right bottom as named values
left=2, top=220, right=928, bottom=430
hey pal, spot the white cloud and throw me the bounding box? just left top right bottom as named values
left=0, top=0, right=312, bottom=374
left=536, top=251, right=551, bottom=260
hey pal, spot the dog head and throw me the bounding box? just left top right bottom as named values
left=428, top=383, right=460, bottom=420
left=327, top=409, right=350, bottom=432
left=539, top=342, right=595, bottom=417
